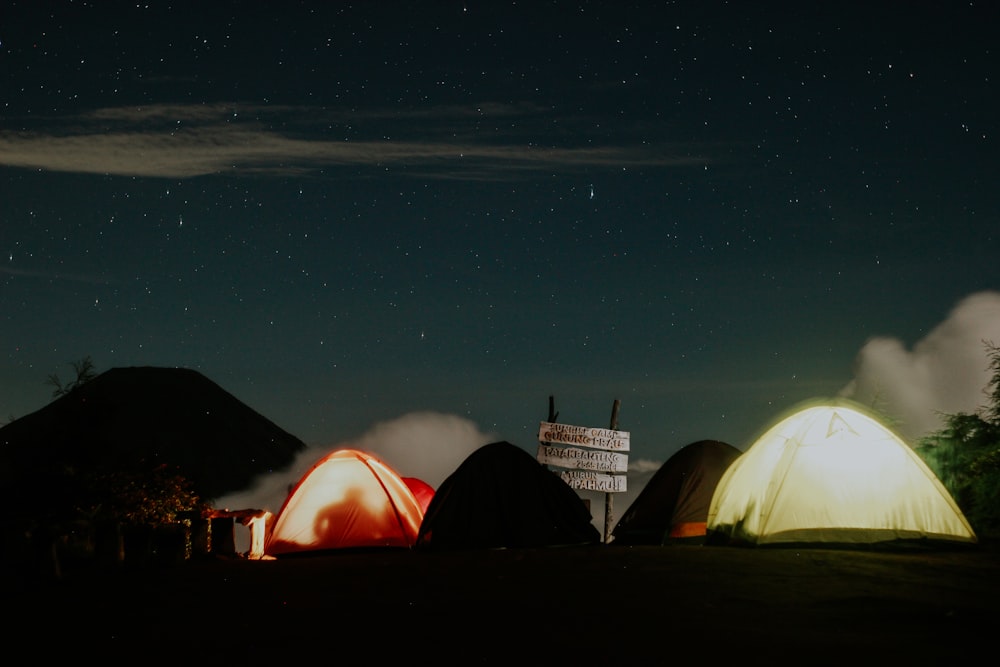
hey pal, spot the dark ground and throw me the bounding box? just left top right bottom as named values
left=9, top=541, right=1000, bottom=664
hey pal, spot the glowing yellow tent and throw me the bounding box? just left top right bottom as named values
left=706, top=400, right=977, bottom=545
left=265, top=449, right=424, bottom=556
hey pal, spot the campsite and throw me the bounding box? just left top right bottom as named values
left=3, top=368, right=1000, bottom=661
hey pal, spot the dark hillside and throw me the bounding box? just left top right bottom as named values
left=0, top=366, right=306, bottom=507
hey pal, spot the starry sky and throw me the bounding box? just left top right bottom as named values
left=2, top=2, right=999, bottom=489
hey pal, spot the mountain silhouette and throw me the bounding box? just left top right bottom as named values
left=0, top=367, right=306, bottom=513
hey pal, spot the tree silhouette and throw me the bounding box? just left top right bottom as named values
left=984, top=341, right=1000, bottom=425
left=916, top=340, right=1000, bottom=538
left=81, top=463, right=205, bottom=527
left=46, top=356, right=97, bottom=398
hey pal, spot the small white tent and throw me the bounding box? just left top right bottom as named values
left=706, top=400, right=977, bottom=545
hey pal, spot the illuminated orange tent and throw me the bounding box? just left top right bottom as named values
left=265, top=448, right=424, bottom=556
left=706, top=400, right=977, bottom=546
left=611, top=439, right=741, bottom=544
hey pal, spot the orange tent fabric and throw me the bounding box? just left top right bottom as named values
left=265, top=449, right=424, bottom=555
left=402, top=477, right=435, bottom=514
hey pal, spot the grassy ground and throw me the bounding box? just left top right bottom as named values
left=10, top=541, right=1000, bottom=664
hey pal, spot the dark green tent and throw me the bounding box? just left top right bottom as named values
left=415, top=441, right=601, bottom=550
left=612, top=439, right=741, bottom=545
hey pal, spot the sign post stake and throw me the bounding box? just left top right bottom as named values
left=605, top=399, right=621, bottom=544
left=537, top=397, right=628, bottom=542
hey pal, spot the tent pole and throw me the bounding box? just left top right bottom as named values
left=605, top=399, right=621, bottom=544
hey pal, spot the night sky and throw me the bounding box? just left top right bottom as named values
left=3, top=2, right=999, bottom=491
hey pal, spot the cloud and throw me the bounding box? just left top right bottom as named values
left=839, top=290, right=1000, bottom=441
left=212, top=411, right=496, bottom=515
left=350, top=411, right=498, bottom=488
left=0, top=103, right=708, bottom=179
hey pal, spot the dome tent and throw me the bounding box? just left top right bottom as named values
left=416, top=441, right=601, bottom=550
left=612, top=439, right=741, bottom=545
left=265, top=448, right=424, bottom=556
left=706, top=400, right=977, bottom=546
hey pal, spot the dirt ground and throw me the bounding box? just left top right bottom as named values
left=10, top=541, right=1000, bottom=664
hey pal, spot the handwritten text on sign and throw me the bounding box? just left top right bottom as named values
left=537, top=421, right=630, bottom=452
left=536, top=444, right=628, bottom=473
left=559, top=470, right=627, bottom=493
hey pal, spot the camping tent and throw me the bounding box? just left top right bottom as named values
left=402, top=477, right=435, bottom=514
left=611, top=439, right=741, bottom=544
left=415, top=441, right=602, bottom=550
left=265, top=448, right=424, bottom=556
left=706, top=400, right=977, bottom=546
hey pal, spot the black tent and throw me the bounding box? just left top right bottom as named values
left=415, top=441, right=601, bottom=550
left=611, top=439, right=741, bottom=545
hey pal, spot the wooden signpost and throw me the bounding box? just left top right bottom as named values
left=537, top=398, right=628, bottom=543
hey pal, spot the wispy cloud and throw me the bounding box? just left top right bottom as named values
left=0, top=103, right=709, bottom=179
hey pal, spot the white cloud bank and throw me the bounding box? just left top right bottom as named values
left=839, top=290, right=1000, bottom=441
left=213, top=411, right=496, bottom=514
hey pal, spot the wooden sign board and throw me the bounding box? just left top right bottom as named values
left=538, top=421, right=630, bottom=452
left=536, top=443, right=628, bottom=473
left=559, top=470, right=627, bottom=493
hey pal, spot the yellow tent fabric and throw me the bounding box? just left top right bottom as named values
left=707, top=400, right=977, bottom=545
